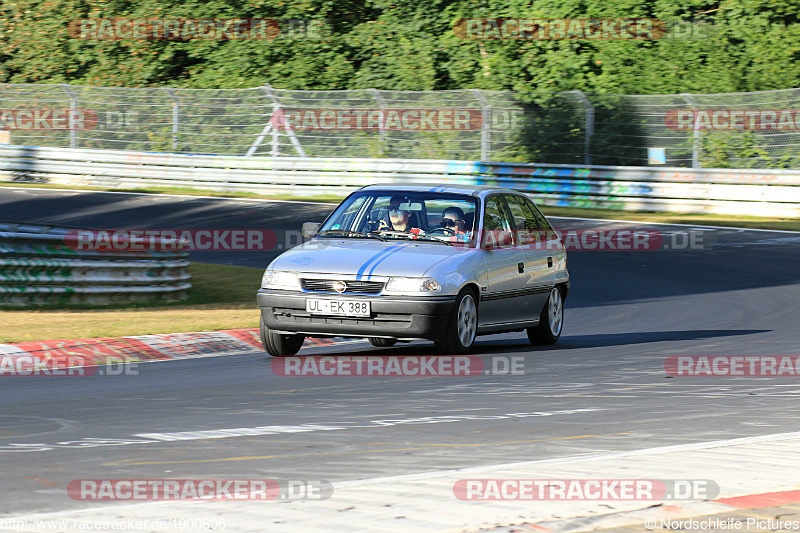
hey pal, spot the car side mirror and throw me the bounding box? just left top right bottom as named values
left=302, top=222, right=321, bottom=239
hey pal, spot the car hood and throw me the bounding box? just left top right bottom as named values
left=269, top=239, right=470, bottom=277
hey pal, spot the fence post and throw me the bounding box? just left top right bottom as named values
left=246, top=119, right=274, bottom=157
left=571, top=90, right=594, bottom=165
left=262, top=84, right=305, bottom=157
left=368, top=89, right=387, bottom=157
left=60, top=84, right=78, bottom=149
left=271, top=112, right=280, bottom=157
left=681, top=93, right=700, bottom=168
left=470, top=89, right=491, bottom=160
left=164, top=88, right=180, bottom=152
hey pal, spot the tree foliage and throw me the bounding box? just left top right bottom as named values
left=0, top=0, right=797, bottom=93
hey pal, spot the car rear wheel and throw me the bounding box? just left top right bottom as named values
left=435, top=288, right=478, bottom=354
left=368, top=337, right=397, bottom=347
left=527, top=286, right=563, bottom=345
left=260, top=317, right=305, bottom=357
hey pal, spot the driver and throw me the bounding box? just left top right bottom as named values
left=378, top=195, right=422, bottom=233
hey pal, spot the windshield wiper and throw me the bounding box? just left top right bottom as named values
left=413, top=235, right=453, bottom=245
left=376, top=231, right=453, bottom=245
left=316, top=230, right=386, bottom=241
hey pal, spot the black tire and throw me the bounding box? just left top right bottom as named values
left=435, top=288, right=478, bottom=355
left=260, top=316, right=305, bottom=357
left=368, top=337, right=397, bottom=347
left=527, top=286, right=564, bottom=345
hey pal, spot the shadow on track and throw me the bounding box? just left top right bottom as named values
left=467, top=329, right=768, bottom=352
left=304, top=329, right=769, bottom=356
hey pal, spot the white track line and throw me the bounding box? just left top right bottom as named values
left=6, top=430, right=800, bottom=521
left=333, top=429, right=800, bottom=487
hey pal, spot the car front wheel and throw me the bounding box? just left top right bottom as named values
left=527, top=286, right=563, bottom=345
left=260, top=316, right=305, bottom=357
left=368, top=337, right=397, bottom=347
left=435, top=288, right=478, bottom=354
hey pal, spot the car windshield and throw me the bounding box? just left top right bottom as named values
left=318, top=190, right=479, bottom=246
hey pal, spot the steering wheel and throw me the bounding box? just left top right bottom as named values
left=428, top=226, right=456, bottom=236
left=365, top=220, right=380, bottom=232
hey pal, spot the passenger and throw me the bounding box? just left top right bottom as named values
left=441, top=206, right=472, bottom=242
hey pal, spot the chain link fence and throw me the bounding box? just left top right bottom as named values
left=1, top=83, right=798, bottom=169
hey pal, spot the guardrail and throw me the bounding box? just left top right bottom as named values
left=1, top=145, right=799, bottom=218
left=0, top=220, right=191, bottom=307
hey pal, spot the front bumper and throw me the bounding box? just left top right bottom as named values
left=257, top=289, right=456, bottom=340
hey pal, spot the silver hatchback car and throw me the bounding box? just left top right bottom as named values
left=257, top=185, right=570, bottom=356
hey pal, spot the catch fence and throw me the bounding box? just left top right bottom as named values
left=1, top=84, right=799, bottom=169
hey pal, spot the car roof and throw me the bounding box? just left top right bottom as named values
left=359, top=183, right=521, bottom=197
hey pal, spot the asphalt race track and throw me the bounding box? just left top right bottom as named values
left=1, top=188, right=799, bottom=523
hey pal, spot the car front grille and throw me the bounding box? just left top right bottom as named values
left=300, top=279, right=384, bottom=294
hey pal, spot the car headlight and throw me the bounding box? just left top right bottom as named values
left=385, top=277, right=441, bottom=294
left=261, top=270, right=299, bottom=290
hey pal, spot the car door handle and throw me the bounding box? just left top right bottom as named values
left=518, top=262, right=525, bottom=273
left=547, top=257, right=553, bottom=268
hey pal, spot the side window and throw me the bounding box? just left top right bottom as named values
left=525, top=197, right=559, bottom=241
left=504, top=194, right=539, bottom=245
left=482, top=195, right=514, bottom=248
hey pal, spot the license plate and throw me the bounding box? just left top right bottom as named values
left=306, top=299, right=370, bottom=317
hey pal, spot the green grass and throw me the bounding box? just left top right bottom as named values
left=181, top=262, right=264, bottom=306
left=0, top=262, right=265, bottom=342
left=0, top=262, right=264, bottom=311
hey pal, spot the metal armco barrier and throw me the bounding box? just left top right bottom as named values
left=0, top=220, right=191, bottom=307
left=1, top=145, right=799, bottom=218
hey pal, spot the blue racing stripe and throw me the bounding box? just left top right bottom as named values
left=355, top=242, right=409, bottom=281
left=364, top=242, right=412, bottom=278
